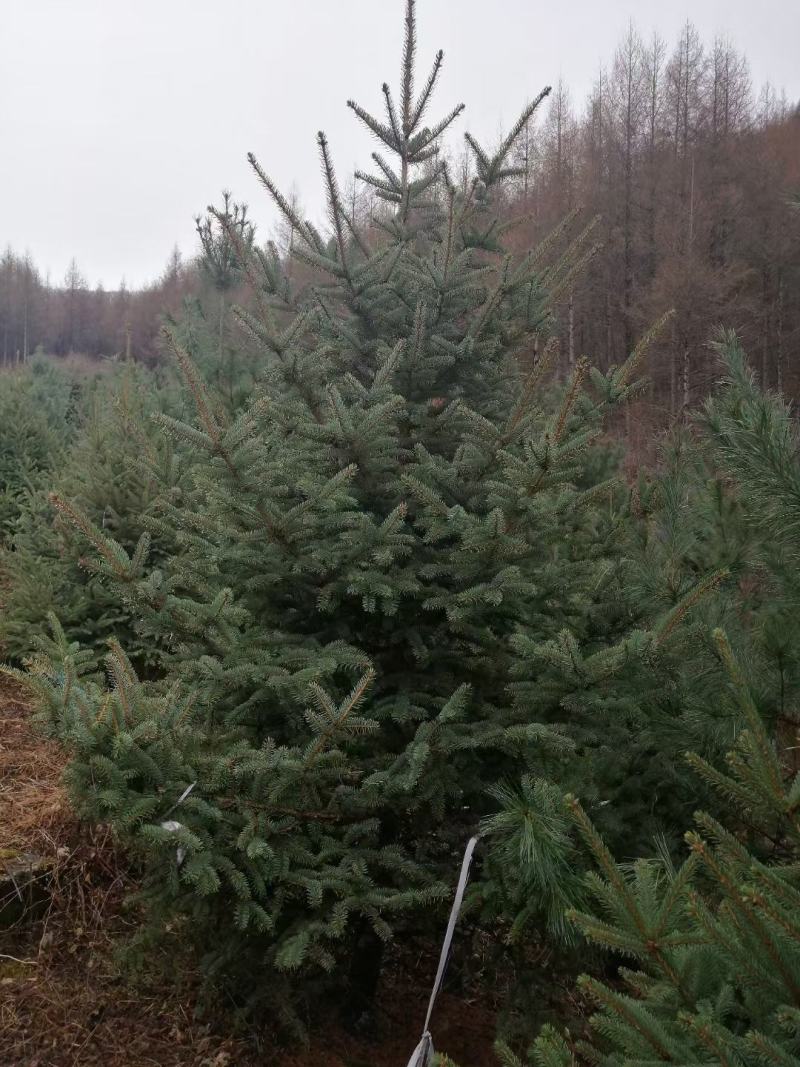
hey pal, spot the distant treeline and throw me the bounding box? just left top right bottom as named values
left=487, top=23, right=800, bottom=422
left=0, top=248, right=202, bottom=365
left=1, top=21, right=798, bottom=422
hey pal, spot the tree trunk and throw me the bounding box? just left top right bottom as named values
left=218, top=292, right=226, bottom=361
left=777, top=272, right=784, bottom=394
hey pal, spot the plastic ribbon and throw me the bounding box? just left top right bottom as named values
left=159, top=781, right=196, bottom=867
left=405, top=834, right=480, bottom=1067
left=406, top=1031, right=434, bottom=1067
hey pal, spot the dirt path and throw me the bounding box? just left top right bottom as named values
left=0, top=678, right=496, bottom=1066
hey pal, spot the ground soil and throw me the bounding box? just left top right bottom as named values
left=0, top=678, right=499, bottom=1067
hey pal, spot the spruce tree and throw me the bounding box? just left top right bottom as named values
left=452, top=338, right=800, bottom=1067
left=624, top=332, right=800, bottom=799
left=527, top=629, right=800, bottom=1067
left=190, top=192, right=257, bottom=410
left=0, top=361, right=188, bottom=665
left=0, top=355, right=78, bottom=535
left=19, top=0, right=677, bottom=1027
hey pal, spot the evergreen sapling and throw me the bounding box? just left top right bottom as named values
left=21, top=0, right=684, bottom=1026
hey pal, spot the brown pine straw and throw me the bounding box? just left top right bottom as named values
left=1, top=680, right=72, bottom=857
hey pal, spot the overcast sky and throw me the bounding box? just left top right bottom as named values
left=2, top=0, right=798, bottom=289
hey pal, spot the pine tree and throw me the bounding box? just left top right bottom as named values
left=19, top=0, right=678, bottom=1027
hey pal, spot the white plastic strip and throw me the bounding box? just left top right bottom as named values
left=406, top=834, right=480, bottom=1067
left=159, top=781, right=197, bottom=867
left=164, top=781, right=196, bottom=816
left=406, top=1031, right=434, bottom=1067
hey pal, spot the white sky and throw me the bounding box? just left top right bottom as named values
left=2, top=0, right=798, bottom=289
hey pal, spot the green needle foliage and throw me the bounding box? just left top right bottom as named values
left=445, top=636, right=800, bottom=1064
left=0, top=355, right=79, bottom=535
left=15, top=0, right=698, bottom=1031
left=0, top=362, right=189, bottom=666
left=441, top=339, right=800, bottom=1066
left=6, top=6, right=793, bottom=1057
left=191, top=191, right=259, bottom=410
left=623, top=333, right=800, bottom=799
left=528, top=628, right=800, bottom=1066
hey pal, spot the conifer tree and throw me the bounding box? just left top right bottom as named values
left=0, top=362, right=188, bottom=664
left=20, top=0, right=681, bottom=1026
left=0, top=355, right=78, bottom=535
left=449, top=338, right=800, bottom=1066
left=526, top=628, right=800, bottom=1067
left=623, top=332, right=800, bottom=795
left=191, top=192, right=257, bottom=409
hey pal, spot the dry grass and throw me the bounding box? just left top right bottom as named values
left=0, top=680, right=71, bottom=858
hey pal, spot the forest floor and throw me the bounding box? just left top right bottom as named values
left=0, top=677, right=500, bottom=1067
